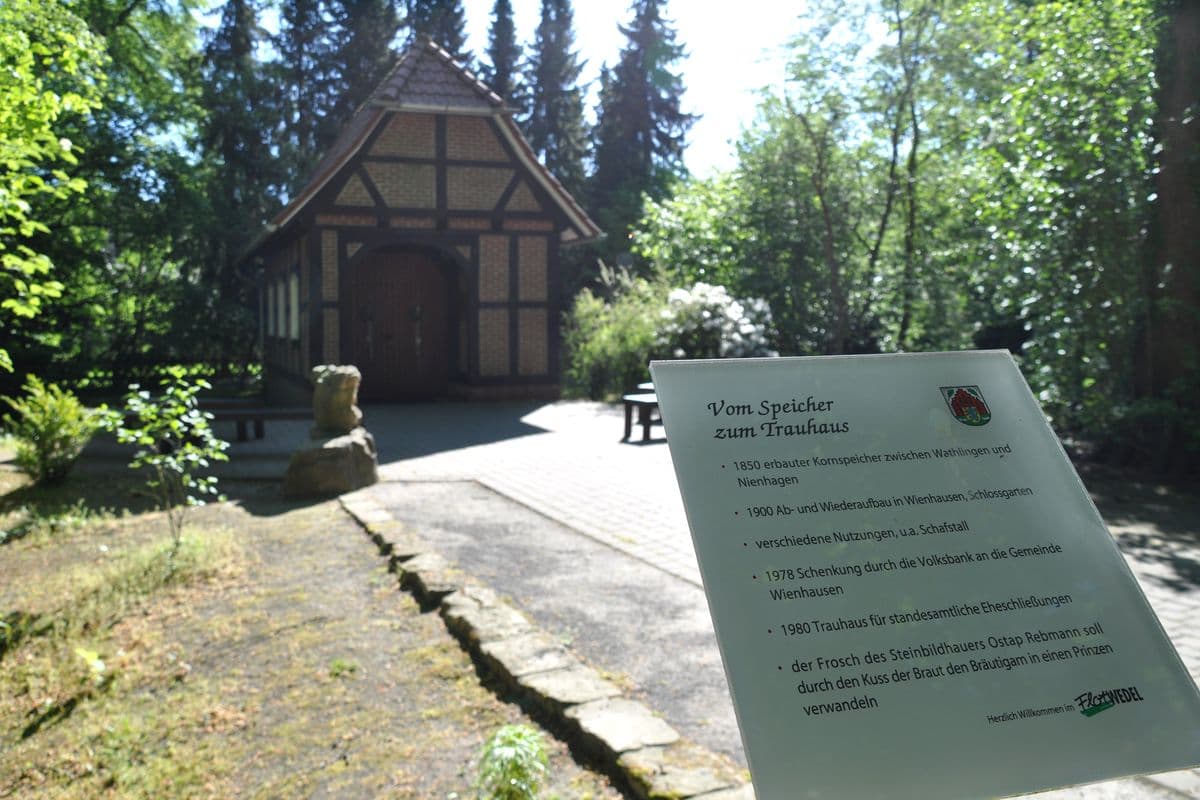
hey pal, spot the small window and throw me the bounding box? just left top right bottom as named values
left=289, top=272, right=300, bottom=340
left=276, top=280, right=286, bottom=339
left=266, top=281, right=276, bottom=338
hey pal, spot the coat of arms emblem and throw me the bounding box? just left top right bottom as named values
left=941, top=385, right=991, bottom=426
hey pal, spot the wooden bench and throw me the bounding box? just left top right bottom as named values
left=203, top=401, right=311, bottom=442
left=622, top=392, right=662, bottom=442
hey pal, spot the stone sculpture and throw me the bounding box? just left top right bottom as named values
left=283, top=365, right=379, bottom=497
left=311, top=364, right=364, bottom=434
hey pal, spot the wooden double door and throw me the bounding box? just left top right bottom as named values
left=349, top=248, right=455, bottom=401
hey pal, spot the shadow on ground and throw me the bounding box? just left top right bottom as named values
left=1080, top=464, right=1200, bottom=594
left=361, top=402, right=550, bottom=459
left=0, top=461, right=313, bottom=527
left=6, top=398, right=561, bottom=524
left=1116, top=531, right=1200, bottom=594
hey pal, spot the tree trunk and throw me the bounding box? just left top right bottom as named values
left=897, top=95, right=921, bottom=349
left=1144, top=0, right=1200, bottom=472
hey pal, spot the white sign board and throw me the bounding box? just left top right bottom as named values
left=651, top=352, right=1200, bottom=800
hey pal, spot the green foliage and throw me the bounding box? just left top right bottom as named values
left=633, top=175, right=750, bottom=289
left=105, top=368, right=229, bottom=551
left=407, top=0, right=471, bottom=62
left=627, top=0, right=1191, bottom=467
left=475, top=724, right=549, bottom=800
left=588, top=0, right=695, bottom=267
left=201, top=0, right=285, bottom=342
left=3, top=0, right=226, bottom=387
left=484, top=0, right=521, bottom=101
left=275, top=0, right=342, bottom=186
left=562, top=269, right=666, bottom=399
left=563, top=266, right=775, bottom=399
left=0, top=0, right=106, bottom=372
left=523, top=0, right=588, bottom=198
left=1, top=374, right=103, bottom=484
left=329, top=0, right=402, bottom=127
left=328, top=657, right=358, bottom=678
left=958, top=0, right=1159, bottom=435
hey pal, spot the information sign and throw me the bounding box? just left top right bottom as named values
left=651, top=351, right=1200, bottom=800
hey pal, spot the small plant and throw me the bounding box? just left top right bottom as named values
left=328, top=657, right=358, bottom=678
left=105, top=367, right=228, bottom=559
left=476, top=724, right=549, bottom=800
left=1, top=374, right=104, bottom=483
left=74, top=646, right=110, bottom=687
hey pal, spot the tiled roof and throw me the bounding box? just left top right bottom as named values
left=371, top=42, right=503, bottom=111
left=243, top=38, right=600, bottom=259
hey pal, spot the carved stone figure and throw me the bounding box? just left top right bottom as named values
left=311, top=364, right=363, bottom=435
left=283, top=364, right=378, bottom=497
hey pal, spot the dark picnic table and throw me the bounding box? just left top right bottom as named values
left=201, top=398, right=310, bottom=442
left=621, top=391, right=662, bottom=442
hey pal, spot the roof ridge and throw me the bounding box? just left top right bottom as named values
left=364, top=46, right=420, bottom=110
left=370, top=36, right=504, bottom=111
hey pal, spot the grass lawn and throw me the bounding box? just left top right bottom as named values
left=0, top=462, right=624, bottom=799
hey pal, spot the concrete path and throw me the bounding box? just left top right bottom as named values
left=216, top=400, right=1200, bottom=798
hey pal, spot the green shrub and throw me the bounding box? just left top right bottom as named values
left=104, top=367, right=228, bottom=556
left=475, top=724, right=548, bottom=800
left=562, top=271, right=666, bottom=400
left=1, top=374, right=103, bottom=483
left=562, top=269, right=777, bottom=400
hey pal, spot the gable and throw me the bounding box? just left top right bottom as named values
left=243, top=39, right=599, bottom=262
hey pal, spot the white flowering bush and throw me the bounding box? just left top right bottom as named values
left=563, top=278, right=776, bottom=400
left=656, top=282, right=776, bottom=359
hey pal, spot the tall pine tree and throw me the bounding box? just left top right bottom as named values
left=202, top=0, right=280, bottom=304
left=329, top=0, right=402, bottom=126
left=405, top=0, right=469, bottom=63
left=589, top=0, right=693, bottom=265
left=524, top=0, right=587, bottom=198
left=276, top=0, right=340, bottom=192
left=483, top=0, right=521, bottom=102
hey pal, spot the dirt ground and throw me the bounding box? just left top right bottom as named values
left=1, top=443, right=1195, bottom=800
left=0, top=465, right=625, bottom=799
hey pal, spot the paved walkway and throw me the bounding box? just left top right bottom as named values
left=217, top=400, right=1200, bottom=798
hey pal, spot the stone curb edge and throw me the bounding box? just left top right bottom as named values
left=339, top=491, right=754, bottom=800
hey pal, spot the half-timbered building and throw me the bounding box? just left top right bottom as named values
left=244, top=39, right=601, bottom=403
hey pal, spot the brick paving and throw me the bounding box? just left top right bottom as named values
left=368, top=401, right=702, bottom=586
left=363, top=403, right=1200, bottom=683
left=220, top=400, right=1200, bottom=798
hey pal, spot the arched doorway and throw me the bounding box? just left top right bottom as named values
left=349, top=247, right=456, bottom=401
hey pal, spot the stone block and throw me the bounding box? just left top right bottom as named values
left=399, top=552, right=461, bottom=601
left=365, top=520, right=427, bottom=560
left=284, top=427, right=378, bottom=498
left=351, top=506, right=392, bottom=525
left=479, top=632, right=576, bottom=681
left=519, top=666, right=622, bottom=715
left=565, top=698, right=679, bottom=757
left=618, top=747, right=739, bottom=800
left=441, top=592, right=534, bottom=645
